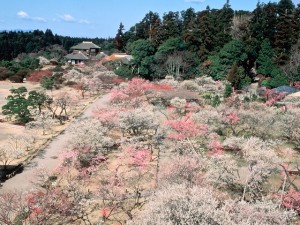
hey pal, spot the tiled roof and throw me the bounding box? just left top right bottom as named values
left=70, top=41, right=101, bottom=50
left=65, top=51, right=89, bottom=60
left=274, top=85, right=300, bottom=95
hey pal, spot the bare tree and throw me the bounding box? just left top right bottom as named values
left=231, top=14, right=252, bottom=41
left=282, top=41, right=300, bottom=85
left=26, top=111, right=55, bottom=135
left=165, top=51, right=192, bottom=80
left=0, top=134, right=33, bottom=169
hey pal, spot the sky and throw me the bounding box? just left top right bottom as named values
left=0, top=0, right=299, bottom=38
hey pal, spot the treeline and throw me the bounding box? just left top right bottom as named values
left=0, top=0, right=299, bottom=88
left=0, top=29, right=114, bottom=61
left=0, top=29, right=114, bottom=82
left=112, top=0, right=300, bottom=88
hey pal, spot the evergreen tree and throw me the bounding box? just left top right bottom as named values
left=256, top=39, right=275, bottom=76
left=250, top=2, right=277, bottom=46
left=224, top=82, right=233, bottom=98
left=208, top=39, right=247, bottom=80
left=134, top=11, right=162, bottom=47
left=155, top=37, right=186, bottom=60
left=114, top=22, right=125, bottom=51
left=227, top=63, right=246, bottom=89
left=2, top=87, right=31, bottom=123
left=257, top=40, right=289, bottom=88
left=130, top=39, right=155, bottom=79
left=213, top=0, right=234, bottom=51
left=44, top=29, right=55, bottom=46
left=181, top=7, right=196, bottom=33
left=161, top=11, right=182, bottom=42
left=183, top=7, right=214, bottom=59
left=147, top=12, right=163, bottom=47
left=275, top=0, right=298, bottom=64
left=181, top=7, right=197, bottom=50
left=27, top=90, right=48, bottom=114
left=196, top=9, right=214, bottom=60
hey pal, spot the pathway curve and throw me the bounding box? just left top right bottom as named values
left=0, top=93, right=110, bottom=192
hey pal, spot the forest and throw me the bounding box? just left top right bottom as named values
left=0, top=0, right=300, bottom=224
left=0, top=0, right=299, bottom=88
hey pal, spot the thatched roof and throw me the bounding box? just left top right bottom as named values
left=65, top=51, right=89, bottom=60
left=70, top=41, right=100, bottom=50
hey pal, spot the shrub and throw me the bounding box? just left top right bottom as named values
left=114, top=66, right=133, bottom=78
left=40, top=76, right=54, bottom=90
left=180, top=80, right=200, bottom=91
left=27, top=70, right=52, bottom=83
left=19, top=57, right=39, bottom=70
left=211, top=95, right=221, bottom=107
left=224, top=82, right=233, bottom=98
left=15, top=69, right=30, bottom=79
left=8, top=75, right=23, bottom=83
left=119, top=108, right=159, bottom=136
left=64, top=80, right=77, bottom=87
left=0, top=67, right=14, bottom=80
left=50, top=66, right=64, bottom=72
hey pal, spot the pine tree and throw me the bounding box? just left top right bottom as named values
left=208, top=40, right=248, bottom=80
left=213, top=0, right=234, bottom=51
left=130, top=39, right=155, bottom=79
left=250, top=2, right=277, bottom=45
left=256, top=39, right=275, bottom=76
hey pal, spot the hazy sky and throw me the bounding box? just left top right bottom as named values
left=0, top=0, right=299, bottom=38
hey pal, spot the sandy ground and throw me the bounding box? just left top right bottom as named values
left=0, top=81, right=41, bottom=110
left=287, top=91, right=300, bottom=98
left=0, top=80, right=41, bottom=140
left=0, top=93, right=111, bottom=192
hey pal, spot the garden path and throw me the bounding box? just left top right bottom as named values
left=0, top=93, right=111, bottom=193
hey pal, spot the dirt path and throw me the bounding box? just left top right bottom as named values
left=0, top=93, right=111, bottom=193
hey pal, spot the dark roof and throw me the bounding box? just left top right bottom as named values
left=65, top=51, right=89, bottom=60
left=70, top=41, right=100, bottom=50
left=274, top=85, right=300, bottom=95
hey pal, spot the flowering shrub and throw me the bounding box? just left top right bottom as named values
left=122, top=146, right=152, bottom=171
left=293, top=81, right=300, bottom=89
left=62, top=69, right=83, bottom=82
left=166, top=114, right=207, bottom=140
left=119, top=108, right=159, bottom=136
left=127, top=184, right=295, bottom=225
left=27, top=70, right=52, bottom=83
left=109, top=89, right=130, bottom=104
left=109, top=78, right=173, bottom=106
left=159, top=154, right=206, bottom=186
left=92, top=107, right=119, bottom=129
left=280, top=190, right=300, bottom=213
left=264, top=89, right=286, bottom=106
left=68, top=119, right=115, bottom=154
